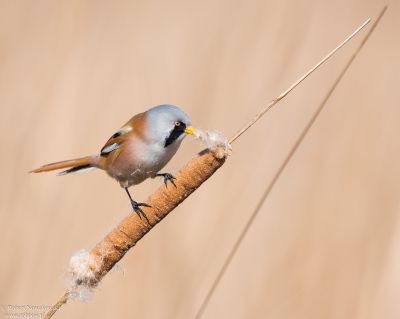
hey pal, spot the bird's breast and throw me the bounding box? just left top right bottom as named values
left=104, top=137, right=181, bottom=187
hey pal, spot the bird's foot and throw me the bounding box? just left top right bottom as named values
left=156, top=173, right=177, bottom=188
left=130, top=200, right=151, bottom=223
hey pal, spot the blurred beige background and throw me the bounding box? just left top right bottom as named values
left=1, top=0, right=399, bottom=318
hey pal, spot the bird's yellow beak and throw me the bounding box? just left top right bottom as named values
left=184, top=126, right=195, bottom=135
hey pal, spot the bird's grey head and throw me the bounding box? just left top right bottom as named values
left=145, top=104, right=192, bottom=147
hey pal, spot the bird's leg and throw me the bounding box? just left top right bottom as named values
left=124, top=187, right=151, bottom=222
left=156, top=173, right=177, bottom=188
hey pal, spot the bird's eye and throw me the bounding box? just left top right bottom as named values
left=175, top=121, right=181, bottom=126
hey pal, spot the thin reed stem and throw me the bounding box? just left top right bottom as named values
left=194, top=6, right=387, bottom=319
left=229, top=18, right=370, bottom=144
left=43, top=292, right=69, bottom=319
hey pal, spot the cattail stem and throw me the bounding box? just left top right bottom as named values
left=44, top=149, right=227, bottom=319
left=90, top=149, right=227, bottom=284
left=43, top=292, right=69, bottom=319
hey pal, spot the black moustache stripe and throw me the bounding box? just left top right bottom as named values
left=165, top=124, right=186, bottom=147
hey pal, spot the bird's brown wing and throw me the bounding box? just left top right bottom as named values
left=100, top=111, right=147, bottom=156
left=100, top=127, right=132, bottom=156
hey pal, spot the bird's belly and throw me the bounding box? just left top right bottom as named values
left=105, top=139, right=181, bottom=187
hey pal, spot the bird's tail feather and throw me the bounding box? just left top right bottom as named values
left=30, top=155, right=99, bottom=175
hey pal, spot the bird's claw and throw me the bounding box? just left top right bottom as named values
left=130, top=200, right=151, bottom=222
left=157, top=173, right=177, bottom=188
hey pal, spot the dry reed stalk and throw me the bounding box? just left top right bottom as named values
left=42, top=149, right=228, bottom=319
left=194, top=6, right=387, bottom=318
left=87, top=148, right=228, bottom=283
left=43, top=16, right=372, bottom=319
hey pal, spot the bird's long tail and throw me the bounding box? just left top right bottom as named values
left=30, top=155, right=100, bottom=175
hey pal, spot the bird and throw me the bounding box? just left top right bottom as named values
left=31, top=104, right=195, bottom=221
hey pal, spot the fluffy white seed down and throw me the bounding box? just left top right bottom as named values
left=65, top=249, right=98, bottom=302
left=193, top=129, right=232, bottom=156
